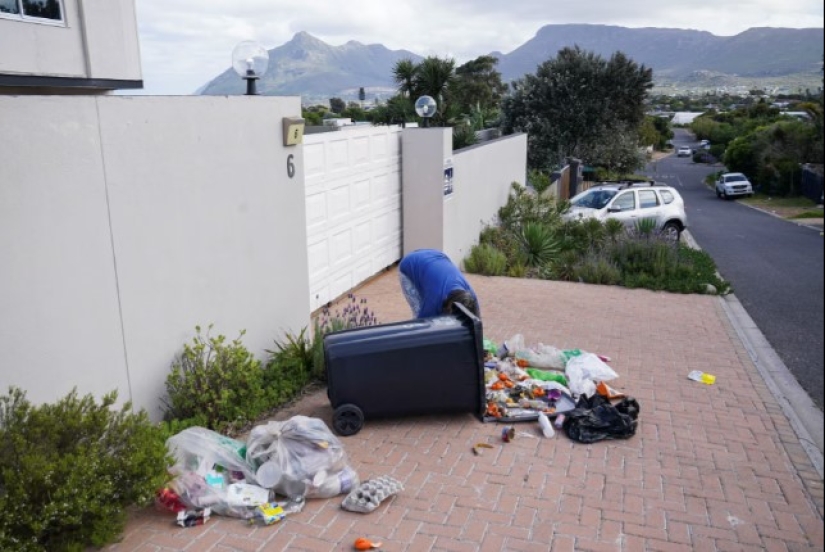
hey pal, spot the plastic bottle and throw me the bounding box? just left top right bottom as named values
left=537, top=412, right=555, bottom=438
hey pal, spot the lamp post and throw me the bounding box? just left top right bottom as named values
left=231, top=41, right=269, bottom=96
left=414, top=95, right=437, bottom=127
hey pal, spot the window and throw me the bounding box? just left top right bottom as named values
left=638, top=190, right=659, bottom=209
left=660, top=190, right=675, bottom=204
left=612, top=192, right=635, bottom=211
left=0, top=0, right=63, bottom=23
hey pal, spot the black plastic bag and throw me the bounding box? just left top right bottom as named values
left=562, top=394, right=640, bottom=444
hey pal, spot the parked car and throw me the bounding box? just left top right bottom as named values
left=563, top=182, right=687, bottom=242
left=677, top=146, right=693, bottom=157
left=698, top=139, right=711, bottom=150
left=715, top=172, right=753, bottom=199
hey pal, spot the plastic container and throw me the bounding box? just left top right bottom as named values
left=324, top=303, right=485, bottom=436
left=256, top=462, right=282, bottom=489
left=537, top=412, right=555, bottom=438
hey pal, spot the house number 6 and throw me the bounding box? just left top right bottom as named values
left=287, top=154, right=295, bottom=178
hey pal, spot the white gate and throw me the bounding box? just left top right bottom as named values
left=304, top=126, right=403, bottom=312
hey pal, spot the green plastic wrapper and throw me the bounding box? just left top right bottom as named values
left=483, top=338, right=498, bottom=357
left=525, top=368, right=568, bottom=386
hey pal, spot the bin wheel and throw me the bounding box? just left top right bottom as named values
left=333, top=404, right=364, bottom=436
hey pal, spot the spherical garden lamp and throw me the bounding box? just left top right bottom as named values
left=232, top=41, right=269, bottom=96
left=414, top=95, right=437, bottom=127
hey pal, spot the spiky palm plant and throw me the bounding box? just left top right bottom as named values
left=519, top=222, right=560, bottom=267
left=393, top=58, right=418, bottom=98
left=633, top=217, right=658, bottom=238
left=604, top=218, right=625, bottom=242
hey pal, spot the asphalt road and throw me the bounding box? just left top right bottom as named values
left=641, top=128, right=825, bottom=409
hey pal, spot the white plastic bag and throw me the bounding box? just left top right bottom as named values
left=245, top=416, right=359, bottom=500
left=565, top=353, right=619, bottom=397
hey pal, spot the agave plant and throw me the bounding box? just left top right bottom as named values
left=633, top=217, right=658, bottom=238
left=604, top=218, right=625, bottom=242
left=582, top=218, right=606, bottom=249
left=519, top=222, right=560, bottom=267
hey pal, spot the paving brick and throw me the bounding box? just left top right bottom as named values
left=106, top=273, right=824, bottom=552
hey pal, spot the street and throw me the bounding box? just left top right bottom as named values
left=641, top=128, right=825, bottom=409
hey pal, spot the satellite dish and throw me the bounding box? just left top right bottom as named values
left=231, top=41, right=269, bottom=78
left=414, top=95, right=437, bottom=118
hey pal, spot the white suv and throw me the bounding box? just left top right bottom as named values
left=563, top=182, right=688, bottom=242
left=715, top=172, right=753, bottom=199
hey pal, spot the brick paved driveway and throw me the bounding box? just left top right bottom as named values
left=109, top=271, right=824, bottom=552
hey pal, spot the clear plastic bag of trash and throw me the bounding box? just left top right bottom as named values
left=245, top=416, right=359, bottom=500
left=516, top=343, right=567, bottom=370
left=165, top=427, right=268, bottom=519
left=504, top=334, right=567, bottom=370
left=168, top=471, right=260, bottom=519
left=565, top=353, right=618, bottom=397
left=166, top=427, right=257, bottom=482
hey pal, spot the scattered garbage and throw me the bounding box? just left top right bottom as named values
left=563, top=394, right=640, bottom=444
left=161, top=416, right=364, bottom=525
left=537, top=412, right=555, bottom=438
left=341, top=476, right=404, bottom=514
left=177, top=507, right=211, bottom=527
left=688, top=370, right=716, bottom=385
left=353, top=537, right=383, bottom=550
left=245, top=416, right=359, bottom=501
left=250, top=503, right=286, bottom=526
left=565, top=353, right=618, bottom=397
left=596, top=381, right=626, bottom=400
left=472, top=442, right=494, bottom=456
left=483, top=334, right=617, bottom=425
left=482, top=334, right=641, bottom=446
left=501, top=426, right=516, bottom=442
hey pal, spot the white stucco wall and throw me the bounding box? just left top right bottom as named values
left=0, top=96, right=130, bottom=406
left=0, top=95, right=309, bottom=419
left=445, top=134, right=528, bottom=264
left=0, top=0, right=141, bottom=81
left=80, top=0, right=142, bottom=80
left=402, top=129, right=527, bottom=266
left=401, top=128, right=451, bottom=257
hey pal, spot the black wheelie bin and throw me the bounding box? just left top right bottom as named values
left=324, top=302, right=485, bottom=436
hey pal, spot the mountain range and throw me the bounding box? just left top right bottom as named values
left=199, top=25, right=824, bottom=100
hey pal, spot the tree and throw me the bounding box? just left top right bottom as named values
left=449, top=55, right=508, bottom=115
left=392, top=59, right=418, bottom=98
left=413, top=56, right=456, bottom=124
left=501, top=46, right=653, bottom=170
left=367, top=94, right=416, bottom=126
left=343, top=103, right=367, bottom=121
left=590, top=123, right=647, bottom=175
left=329, top=97, right=346, bottom=114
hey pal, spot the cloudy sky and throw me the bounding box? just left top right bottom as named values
left=134, top=0, right=824, bottom=96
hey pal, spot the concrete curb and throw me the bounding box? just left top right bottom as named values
left=683, top=229, right=824, bottom=480
left=738, top=201, right=825, bottom=232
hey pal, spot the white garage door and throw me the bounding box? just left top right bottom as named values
left=304, top=126, right=403, bottom=312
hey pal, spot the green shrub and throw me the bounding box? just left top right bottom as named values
left=464, top=243, right=508, bottom=276
left=162, top=325, right=270, bottom=433
left=0, top=387, right=170, bottom=552
left=604, top=218, right=625, bottom=242
left=265, top=327, right=315, bottom=404
left=452, top=123, right=478, bottom=150
left=573, top=250, right=622, bottom=285
left=528, top=169, right=552, bottom=195
left=546, top=250, right=580, bottom=281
